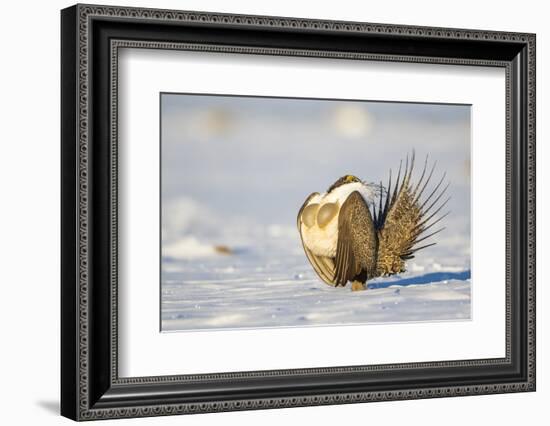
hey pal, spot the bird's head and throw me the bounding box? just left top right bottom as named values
left=327, top=175, right=362, bottom=193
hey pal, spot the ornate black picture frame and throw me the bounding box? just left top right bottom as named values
left=61, top=3, right=536, bottom=421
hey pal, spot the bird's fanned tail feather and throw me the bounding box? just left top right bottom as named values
left=374, top=151, right=450, bottom=276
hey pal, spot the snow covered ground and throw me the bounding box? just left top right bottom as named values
left=161, top=222, right=471, bottom=332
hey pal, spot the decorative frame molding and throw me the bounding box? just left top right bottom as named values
left=61, top=3, right=536, bottom=421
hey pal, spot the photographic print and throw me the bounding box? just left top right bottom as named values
left=161, top=93, right=471, bottom=332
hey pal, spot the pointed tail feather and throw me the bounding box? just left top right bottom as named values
left=374, top=152, right=449, bottom=276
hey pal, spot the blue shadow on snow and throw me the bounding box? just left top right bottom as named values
left=367, top=270, right=471, bottom=290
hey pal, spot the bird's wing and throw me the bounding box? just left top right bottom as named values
left=374, top=152, right=450, bottom=276
left=297, top=193, right=337, bottom=286
left=334, top=191, right=378, bottom=286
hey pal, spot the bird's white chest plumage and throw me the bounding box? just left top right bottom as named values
left=300, top=182, right=375, bottom=257
left=301, top=213, right=340, bottom=257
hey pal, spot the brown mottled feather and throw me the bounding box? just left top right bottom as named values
left=334, top=191, right=378, bottom=286
left=376, top=185, right=421, bottom=275
left=375, top=152, right=448, bottom=276
left=297, top=192, right=336, bottom=286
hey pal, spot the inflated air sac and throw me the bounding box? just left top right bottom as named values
left=317, top=202, right=338, bottom=228
left=302, top=203, right=319, bottom=227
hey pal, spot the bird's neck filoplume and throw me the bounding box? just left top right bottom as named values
left=323, top=181, right=376, bottom=206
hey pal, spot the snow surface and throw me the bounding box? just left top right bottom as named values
left=161, top=221, right=471, bottom=332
